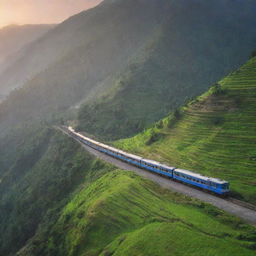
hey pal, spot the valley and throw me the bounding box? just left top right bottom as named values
left=0, top=0, right=255, bottom=255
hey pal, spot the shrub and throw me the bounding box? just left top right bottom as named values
left=167, top=109, right=182, bottom=128
left=146, top=131, right=164, bottom=145
left=212, top=84, right=226, bottom=96
left=174, top=109, right=181, bottom=119
left=212, top=116, right=225, bottom=125
left=156, top=120, right=164, bottom=129
left=251, top=50, right=256, bottom=58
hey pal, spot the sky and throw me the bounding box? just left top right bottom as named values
left=0, top=0, right=103, bottom=28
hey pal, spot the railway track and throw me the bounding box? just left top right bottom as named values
left=227, top=198, right=256, bottom=211
left=57, top=126, right=256, bottom=225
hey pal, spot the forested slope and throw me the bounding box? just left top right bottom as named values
left=1, top=0, right=256, bottom=138
left=0, top=1, right=255, bottom=255
left=17, top=171, right=256, bottom=256
left=0, top=126, right=114, bottom=255
left=77, top=0, right=256, bottom=139
left=0, top=0, right=167, bottom=134
left=116, top=57, right=256, bottom=204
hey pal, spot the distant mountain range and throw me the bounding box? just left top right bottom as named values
left=0, top=24, right=55, bottom=94
left=0, top=1, right=256, bottom=255
left=0, top=0, right=256, bottom=138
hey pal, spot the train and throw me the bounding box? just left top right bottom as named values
left=67, top=126, right=230, bottom=195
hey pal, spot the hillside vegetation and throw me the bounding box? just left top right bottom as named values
left=2, top=127, right=255, bottom=256
left=1, top=0, right=256, bottom=138
left=115, top=57, right=256, bottom=204
left=0, top=0, right=167, bottom=134
left=18, top=171, right=256, bottom=256
left=0, top=126, right=114, bottom=255
left=0, top=1, right=256, bottom=255
left=77, top=0, right=256, bottom=139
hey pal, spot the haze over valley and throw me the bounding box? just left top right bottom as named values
left=0, top=1, right=256, bottom=255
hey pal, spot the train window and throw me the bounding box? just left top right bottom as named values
left=221, top=184, right=228, bottom=189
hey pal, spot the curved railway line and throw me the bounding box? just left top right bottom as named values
left=58, top=126, right=256, bottom=225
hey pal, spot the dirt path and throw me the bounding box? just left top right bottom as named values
left=59, top=127, right=256, bottom=225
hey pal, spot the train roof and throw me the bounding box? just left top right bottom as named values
left=160, top=163, right=176, bottom=170
left=142, top=158, right=161, bottom=165
left=142, top=158, right=175, bottom=170
left=174, top=168, right=228, bottom=184
left=125, top=152, right=143, bottom=161
left=68, top=127, right=228, bottom=185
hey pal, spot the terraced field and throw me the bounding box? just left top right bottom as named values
left=30, top=171, right=256, bottom=256
left=116, top=57, right=256, bottom=204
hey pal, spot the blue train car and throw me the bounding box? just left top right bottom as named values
left=67, top=126, right=230, bottom=195
left=173, top=169, right=229, bottom=195
left=140, top=159, right=174, bottom=178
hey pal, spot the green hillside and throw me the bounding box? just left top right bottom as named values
left=0, top=1, right=256, bottom=255
left=0, top=0, right=167, bottom=135
left=115, top=57, right=256, bottom=204
left=77, top=0, right=256, bottom=140
left=18, top=171, right=256, bottom=256
left=0, top=126, right=114, bottom=255
left=1, top=0, right=256, bottom=138
left=1, top=125, right=255, bottom=255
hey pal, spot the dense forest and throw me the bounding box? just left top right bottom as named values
left=0, top=0, right=256, bottom=255
left=1, top=0, right=256, bottom=138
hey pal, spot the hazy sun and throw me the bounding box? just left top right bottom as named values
left=0, top=0, right=102, bottom=28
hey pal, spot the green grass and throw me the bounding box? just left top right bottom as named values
left=76, top=7, right=256, bottom=141
left=115, top=57, right=256, bottom=204
left=0, top=126, right=115, bottom=255
left=31, top=170, right=255, bottom=256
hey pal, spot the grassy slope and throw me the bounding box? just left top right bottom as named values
left=115, top=57, right=256, bottom=204
left=21, top=171, right=256, bottom=256
left=0, top=0, right=166, bottom=136
left=77, top=0, right=256, bottom=140
left=1, top=125, right=255, bottom=255
left=0, top=126, right=114, bottom=255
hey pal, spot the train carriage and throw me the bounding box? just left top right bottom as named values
left=173, top=169, right=229, bottom=194
left=140, top=159, right=174, bottom=178
left=67, top=126, right=230, bottom=195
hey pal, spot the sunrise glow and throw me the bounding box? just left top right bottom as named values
left=0, top=0, right=102, bottom=28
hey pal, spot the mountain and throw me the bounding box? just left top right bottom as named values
left=0, top=0, right=169, bottom=134
left=115, top=56, right=256, bottom=204
left=0, top=0, right=256, bottom=138
left=18, top=171, right=256, bottom=256
left=0, top=24, right=55, bottom=95
left=0, top=127, right=255, bottom=256
left=0, top=1, right=256, bottom=253
left=77, top=0, right=256, bottom=139
left=0, top=125, right=114, bottom=255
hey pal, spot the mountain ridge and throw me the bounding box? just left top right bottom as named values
left=0, top=24, right=55, bottom=95
left=115, top=56, right=256, bottom=204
